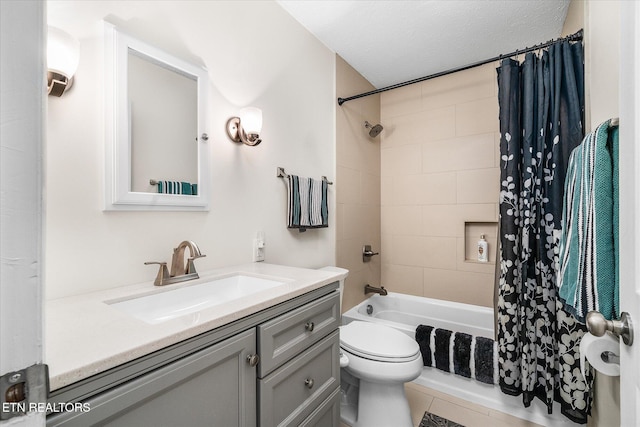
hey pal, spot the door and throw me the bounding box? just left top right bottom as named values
left=47, top=329, right=257, bottom=427
left=0, top=1, right=46, bottom=426
left=619, top=2, right=640, bottom=426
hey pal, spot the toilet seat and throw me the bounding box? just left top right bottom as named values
left=340, top=321, right=420, bottom=363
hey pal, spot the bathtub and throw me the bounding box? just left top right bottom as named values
left=342, top=293, right=579, bottom=427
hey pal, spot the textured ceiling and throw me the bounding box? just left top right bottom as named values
left=277, top=0, right=571, bottom=89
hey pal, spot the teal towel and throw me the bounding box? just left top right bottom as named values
left=181, top=182, right=192, bottom=195
left=558, top=119, right=619, bottom=322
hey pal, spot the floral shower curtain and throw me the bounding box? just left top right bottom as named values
left=497, top=40, right=593, bottom=423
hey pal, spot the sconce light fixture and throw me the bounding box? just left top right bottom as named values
left=47, top=26, right=80, bottom=97
left=226, top=107, right=263, bottom=146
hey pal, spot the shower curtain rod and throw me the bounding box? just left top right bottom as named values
left=337, top=29, right=583, bottom=106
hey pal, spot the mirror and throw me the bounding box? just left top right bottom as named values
left=104, top=22, right=210, bottom=211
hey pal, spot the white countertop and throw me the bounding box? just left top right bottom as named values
left=45, top=263, right=347, bottom=391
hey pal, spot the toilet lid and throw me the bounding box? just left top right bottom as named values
left=340, top=321, right=420, bottom=362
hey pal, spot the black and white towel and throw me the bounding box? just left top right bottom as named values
left=415, top=325, right=498, bottom=385
left=287, top=175, right=328, bottom=232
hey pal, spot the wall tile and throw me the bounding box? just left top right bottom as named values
left=419, top=173, right=457, bottom=205
left=423, top=133, right=495, bottom=173
left=422, top=205, right=458, bottom=237
left=336, top=55, right=381, bottom=314
left=423, top=268, right=495, bottom=307
left=494, top=132, right=501, bottom=167
left=392, top=174, right=425, bottom=206
left=387, top=205, right=422, bottom=236
left=382, top=264, right=423, bottom=296
left=336, top=202, right=345, bottom=242
left=337, top=166, right=360, bottom=204
left=455, top=97, right=499, bottom=136
left=455, top=203, right=498, bottom=237
left=422, top=237, right=457, bottom=269
left=381, top=83, right=422, bottom=119
left=382, top=107, right=455, bottom=148
left=391, top=235, right=424, bottom=267
left=337, top=237, right=365, bottom=275
left=421, top=63, right=496, bottom=111
left=381, top=175, right=392, bottom=206
left=456, top=168, right=500, bottom=204
left=342, top=203, right=364, bottom=241
left=380, top=65, right=501, bottom=309
left=381, top=144, right=422, bottom=176
left=341, top=269, right=367, bottom=313
left=362, top=171, right=381, bottom=206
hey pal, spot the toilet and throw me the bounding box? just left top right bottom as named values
left=339, top=321, right=423, bottom=427
left=317, top=267, right=422, bottom=427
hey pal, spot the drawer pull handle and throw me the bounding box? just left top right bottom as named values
left=304, top=378, right=314, bottom=389
left=305, top=322, right=315, bottom=332
left=246, top=354, right=260, bottom=367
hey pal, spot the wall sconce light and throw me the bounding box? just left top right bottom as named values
left=226, top=107, right=263, bottom=146
left=47, top=26, right=80, bottom=97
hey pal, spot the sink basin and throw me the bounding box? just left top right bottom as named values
left=108, top=274, right=286, bottom=324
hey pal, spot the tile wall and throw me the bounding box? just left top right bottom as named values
left=380, top=63, right=500, bottom=307
left=335, top=56, right=382, bottom=312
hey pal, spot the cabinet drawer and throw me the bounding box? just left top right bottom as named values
left=258, top=290, right=340, bottom=377
left=299, top=388, right=340, bottom=427
left=259, top=330, right=340, bottom=427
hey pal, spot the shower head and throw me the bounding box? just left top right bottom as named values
left=364, top=121, right=383, bottom=138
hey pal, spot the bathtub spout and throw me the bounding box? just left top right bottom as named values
left=364, top=284, right=387, bottom=296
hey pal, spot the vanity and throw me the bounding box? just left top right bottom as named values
left=45, top=263, right=346, bottom=426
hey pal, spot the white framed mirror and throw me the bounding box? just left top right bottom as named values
left=104, top=22, right=210, bottom=211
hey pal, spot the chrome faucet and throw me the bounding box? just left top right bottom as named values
left=364, top=284, right=387, bottom=296
left=145, top=240, right=206, bottom=286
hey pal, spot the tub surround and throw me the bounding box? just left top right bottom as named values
left=344, top=293, right=576, bottom=427
left=46, top=263, right=347, bottom=391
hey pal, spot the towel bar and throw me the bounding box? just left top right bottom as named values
left=276, top=166, right=333, bottom=185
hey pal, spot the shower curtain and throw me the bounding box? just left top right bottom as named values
left=496, top=40, right=593, bottom=424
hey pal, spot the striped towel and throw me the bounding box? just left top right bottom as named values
left=287, top=175, right=328, bottom=232
left=415, top=325, right=498, bottom=385
left=558, top=119, right=619, bottom=322
left=157, top=181, right=196, bottom=195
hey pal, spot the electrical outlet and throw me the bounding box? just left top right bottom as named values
left=253, top=231, right=265, bottom=262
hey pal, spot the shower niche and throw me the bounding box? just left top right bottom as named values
left=463, top=221, right=498, bottom=265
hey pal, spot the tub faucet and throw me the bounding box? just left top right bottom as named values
left=364, top=284, right=387, bottom=296
left=145, top=240, right=206, bottom=286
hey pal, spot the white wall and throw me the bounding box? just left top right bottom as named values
left=46, top=1, right=336, bottom=299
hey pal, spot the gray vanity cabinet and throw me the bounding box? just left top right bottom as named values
left=46, top=283, right=340, bottom=427
left=47, top=329, right=257, bottom=427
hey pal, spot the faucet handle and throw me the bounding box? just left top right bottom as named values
left=186, top=254, right=206, bottom=275
left=145, top=261, right=169, bottom=286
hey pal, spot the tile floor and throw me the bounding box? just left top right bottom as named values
left=340, top=382, right=544, bottom=427
left=404, top=382, right=544, bottom=427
